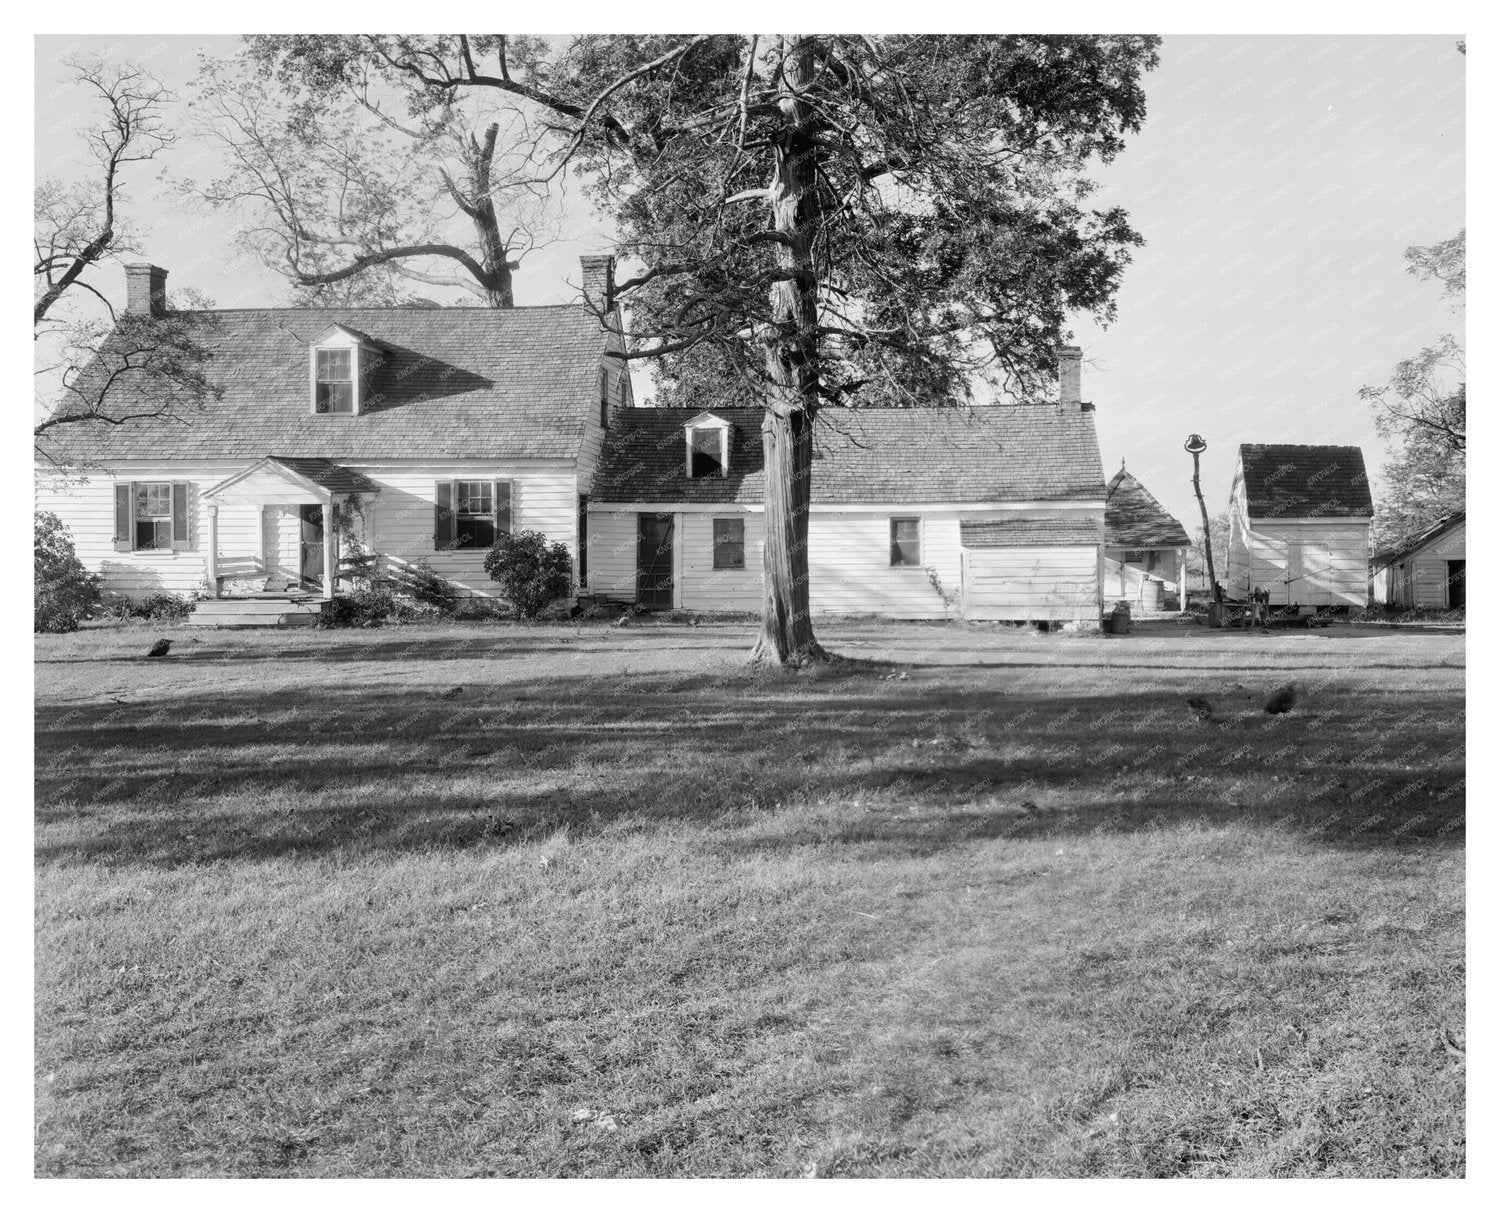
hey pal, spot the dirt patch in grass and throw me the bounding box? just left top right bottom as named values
left=35, top=620, right=1464, bottom=1176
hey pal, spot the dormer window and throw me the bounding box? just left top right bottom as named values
left=308, top=324, right=385, bottom=416
left=315, top=349, right=354, bottom=414
left=684, top=412, right=732, bottom=478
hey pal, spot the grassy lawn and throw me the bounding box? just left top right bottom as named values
left=34, top=617, right=1465, bottom=1177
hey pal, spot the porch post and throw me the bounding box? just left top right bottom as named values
left=1178, top=548, right=1187, bottom=609
left=207, top=504, right=220, bottom=598
left=322, top=493, right=336, bottom=600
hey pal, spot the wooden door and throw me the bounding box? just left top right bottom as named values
left=636, top=513, right=674, bottom=609
left=299, top=504, right=325, bottom=588
left=1285, top=542, right=1304, bottom=606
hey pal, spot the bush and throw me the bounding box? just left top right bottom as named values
left=35, top=512, right=101, bottom=633
left=134, top=592, right=195, bottom=622
left=321, top=584, right=412, bottom=628
left=483, top=530, right=573, bottom=619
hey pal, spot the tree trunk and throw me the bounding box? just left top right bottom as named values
left=749, top=35, right=829, bottom=667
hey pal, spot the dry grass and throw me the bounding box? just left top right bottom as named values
left=35, top=617, right=1465, bottom=1176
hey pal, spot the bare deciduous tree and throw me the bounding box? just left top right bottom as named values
left=35, top=57, right=218, bottom=456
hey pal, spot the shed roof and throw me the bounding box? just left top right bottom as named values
left=1104, top=466, right=1191, bottom=548
left=1372, top=510, right=1465, bottom=568
left=37, top=305, right=614, bottom=465
left=959, top=516, right=1101, bottom=547
left=1236, top=444, right=1373, bottom=519
left=590, top=405, right=1104, bottom=505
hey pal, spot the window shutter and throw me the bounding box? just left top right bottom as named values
left=113, top=483, right=133, bottom=552
left=495, top=480, right=512, bottom=534
left=434, top=480, right=455, bottom=550
left=170, top=482, right=191, bottom=550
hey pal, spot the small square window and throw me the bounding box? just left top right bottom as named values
left=713, top=517, right=745, bottom=569
left=890, top=517, right=921, bottom=567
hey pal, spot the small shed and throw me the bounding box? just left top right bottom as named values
left=1102, top=463, right=1191, bottom=612
left=1372, top=512, right=1465, bottom=609
left=958, top=515, right=1103, bottom=622
left=1225, top=444, right=1373, bottom=608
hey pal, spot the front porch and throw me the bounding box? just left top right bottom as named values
left=200, top=456, right=379, bottom=604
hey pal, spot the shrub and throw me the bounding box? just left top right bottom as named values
left=322, top=585, right=410, bottom=628
left=35, top=512, right=101, bottom=633
left=483, top=530, right=573, bottom=620
left=133, top=592, right=195, bottom=622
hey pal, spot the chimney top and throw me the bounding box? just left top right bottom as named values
left=1056, top=344, right=1083, bottom=410
left=124, top=263, right=169, bottom=318
left=579, top=254, right=616, bottom=318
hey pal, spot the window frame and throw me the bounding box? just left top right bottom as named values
left=712, top=516, right=746, bottom=570
left=890, top=516, right=922, bottom=568
left=115, top=480, right=190, bottom=553
left=686, top=424, right=729, bottom=479
left=311, top=345, right=358, bottom=415
left=434, top=478, right=513, bottom=551
left=453, top=479, right=497, bottom=550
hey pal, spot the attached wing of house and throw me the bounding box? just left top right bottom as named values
left=585, top=387, right=1107, bottom=622
left=1102, top=465, right=1192, bottom=612
left=35, top=260, right=630, bottom=612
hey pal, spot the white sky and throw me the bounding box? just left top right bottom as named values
left=33, top=32, right=1465, bottom=532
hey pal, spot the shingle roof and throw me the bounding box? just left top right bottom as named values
left=1237, top=444, right=1373, bottom=519
left=959, top=516, right=1101, bottom=547
left=266, top=457, right=380, bottom=495
left=591, top=405, right=1104, bottom=505
left=1105, top=467, right=1191, bottom=548
left=1372, top=510, right=1465, bottom=567
left=37, top=306, right=612, bottom=464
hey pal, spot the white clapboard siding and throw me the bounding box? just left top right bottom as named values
left=1246, top=522, right=1370, bottom=606
left=358, top=464, right=578, bottom=597
left=806, top=512, right=962, bottom=619
left=963, top=545, right=1099, bottom=621
left=587, top=510, right=641, bottom=600
left=680, top=512, right=762, bottom=612
left=35, top=463, right=256, bottom=600
left=261, top=506, right=304, bottom=582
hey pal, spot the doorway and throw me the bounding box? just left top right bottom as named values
left=1448, top=560, right=1465, bottom=609
left=299, top=503, right=325, bottom=590
left=636, top=513, right=674, bottom=609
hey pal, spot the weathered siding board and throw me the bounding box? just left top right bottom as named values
left=964, top=545, right=1099, bottom=621
left=1413, top=560, right=1451, bottom=608
left=1245, top=522, right=1370, bottom=606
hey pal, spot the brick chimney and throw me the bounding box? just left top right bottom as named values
left=579, top=254, right=615, bottom=317
left=1057, top=344, right=1084, bottom=409
left=124, top=263, right=169, bottom=317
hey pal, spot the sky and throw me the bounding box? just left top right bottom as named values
left=33, top=32, right=1465, bottom=532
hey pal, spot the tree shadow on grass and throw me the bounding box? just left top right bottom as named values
left=35, top=663, right=1465, bottom=870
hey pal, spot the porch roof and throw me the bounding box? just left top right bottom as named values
left=203, top=455, right=380, bottom=500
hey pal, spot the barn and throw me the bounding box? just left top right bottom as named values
left=1101, top=463, right=1191, bottom=612
left=1224, top=444, right=1373, bottom=608
left=1372, top=511, right=1465, bottom=609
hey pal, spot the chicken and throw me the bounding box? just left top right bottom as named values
left=146, top=638, right=171, bottom=658
left=1263, top=683, right=1298, bottom=715
left=1186, top=696, right=1215, bottom=721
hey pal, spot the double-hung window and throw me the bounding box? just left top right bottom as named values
left=434, top=479, right=512, bottom=550
left=890, top=517, right=921, bottom=567
left=315, top=349, right=355, bottom=413
left=113, top=481, right=190, bottom=552
left=713, top=517, right=745, bottom=569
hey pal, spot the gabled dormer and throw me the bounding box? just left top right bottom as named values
left=684, top=411, right=733, bottom=478
left=309, top=324, right=387, bottom=415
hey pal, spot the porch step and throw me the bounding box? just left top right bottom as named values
left=189, top=598, right=327, bottom=627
